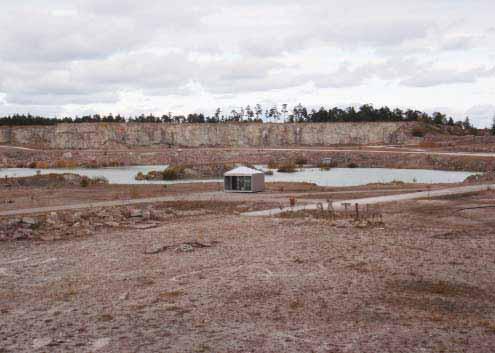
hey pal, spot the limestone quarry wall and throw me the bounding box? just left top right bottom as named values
left=0, top=122, right=414, bottom=150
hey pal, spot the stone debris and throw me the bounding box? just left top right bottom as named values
left=92, top=338, right=111, bottom=351
left=128, top=208, right=143, bottom=218
left=32, top=337, right=52, bottom=349
left=176, top=243, right=195, bottom=253
left=119, top=292, right=130, bottom=301
left=0, top=205, right=185, bottom=241
left=21, top=217, right=37, bottom=226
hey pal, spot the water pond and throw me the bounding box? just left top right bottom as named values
left=0, top=165, right=478, bottom=187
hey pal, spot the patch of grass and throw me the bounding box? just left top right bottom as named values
left=159, top=290, right=185, bottom=301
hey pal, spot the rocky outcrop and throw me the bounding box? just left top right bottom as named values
left=0, top=122, right=414, bottom=150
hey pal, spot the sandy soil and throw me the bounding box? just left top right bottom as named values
left=1, top=186, right=495, bottom=352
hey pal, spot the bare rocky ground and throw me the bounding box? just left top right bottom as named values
left=1, top=185, right=495, bottom=352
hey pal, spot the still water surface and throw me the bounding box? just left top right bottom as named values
left=0, top=165, right=477, bottom=187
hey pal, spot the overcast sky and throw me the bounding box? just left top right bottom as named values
left=1, top=0, right=494, bottom=126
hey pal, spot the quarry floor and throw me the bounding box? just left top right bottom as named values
left=2, top=182, right=495, bottom=352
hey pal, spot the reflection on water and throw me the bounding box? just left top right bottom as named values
left=0, top=165, right=478, bottom=187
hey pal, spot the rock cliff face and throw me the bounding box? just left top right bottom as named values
left=0, top=122, right=413, bottom=150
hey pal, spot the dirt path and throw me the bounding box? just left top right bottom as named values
left=243, top=184, right=495, bottom=217
left=253, top=147, right=495, bottom=158
left=0, top=185, right=446, bottom=217
left=0, top=145, right=38, bottom=151
left=2, top=144, right=495, bottom=157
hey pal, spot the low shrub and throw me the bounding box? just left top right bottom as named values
left=28, top=161, right=50, bottom=169
left=294, top=156, right=307, bottom=167
left=317, top=160, right=337, bottom=170
left=80, top=175, right=108, bottom=187
left=347, top=163, right=359, bottom=168
left=54, top=160, right=78, bottom=168
left=91, top=176, right=109, bottom=184
left=277, top=162, right=297, bottom=173
left=80, top=177, right=90, bottom=187
left=267, top=160, right=278, bottom=169
left=162, top=165, right=186, bottom=180
left=411, top=126, right=427, bottom=138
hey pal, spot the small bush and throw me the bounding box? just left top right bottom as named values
left=84, top=160, right=99, bottom=168
left=28, top=161, right=49, bottom=169
left=411, top=127, right=426, bottom=138
left=277, top=162, right=297, bottom=173
left=80, top=177, right=90, bottom=187
left=318, top=160, right=337, bottom=170
left=294, top=156, right=307, bottom=166
left=80, top=175, right=108, bottom=187
left=162, top=165, right=186, bottom=180
left=54, top=160, right=78, bottom=168
left=91, top=176, right=108, bottom=184
left=347, top=163, right=359, bottom=168
left=267, top=160, right=278, bottom=169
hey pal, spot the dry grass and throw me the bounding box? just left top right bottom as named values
left=159, top=290, right=185, bottom=301
left=288, top=299, right=304, bottom=311
left=97, top=314, right=114, bottom=322
left=53, top=160, right=78, bottom=168
left=28, top=161, right=50, bottom=169
left=393, top=279, right=482, bottom=297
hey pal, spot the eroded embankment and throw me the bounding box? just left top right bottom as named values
left=1, top=147, right=494, bottom=172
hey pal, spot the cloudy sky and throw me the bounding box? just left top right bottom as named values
left=1, top=0, right=494, bottom=126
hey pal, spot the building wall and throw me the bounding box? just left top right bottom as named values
left=0, top=122, right=414, bottom=149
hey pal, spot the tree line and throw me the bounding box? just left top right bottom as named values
left=0, top=104, right=475, bottom=130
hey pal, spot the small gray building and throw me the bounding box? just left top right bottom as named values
left=224, top=166, right=265, bottom=193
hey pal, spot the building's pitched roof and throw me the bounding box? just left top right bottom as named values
left=224, top=166, right=264, bottom=176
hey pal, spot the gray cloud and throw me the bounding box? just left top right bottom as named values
left=401, top=66, right=495, bottom=87
left=0, top=0, right=494, bottom=125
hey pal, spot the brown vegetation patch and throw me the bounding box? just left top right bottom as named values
left=383, top=279, right=492, bottom=321
left=390, top=279, right=485, bottom=298
left=159, top=290, right=185, bottom=301
left=432, top=230, right=473, bottom=240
